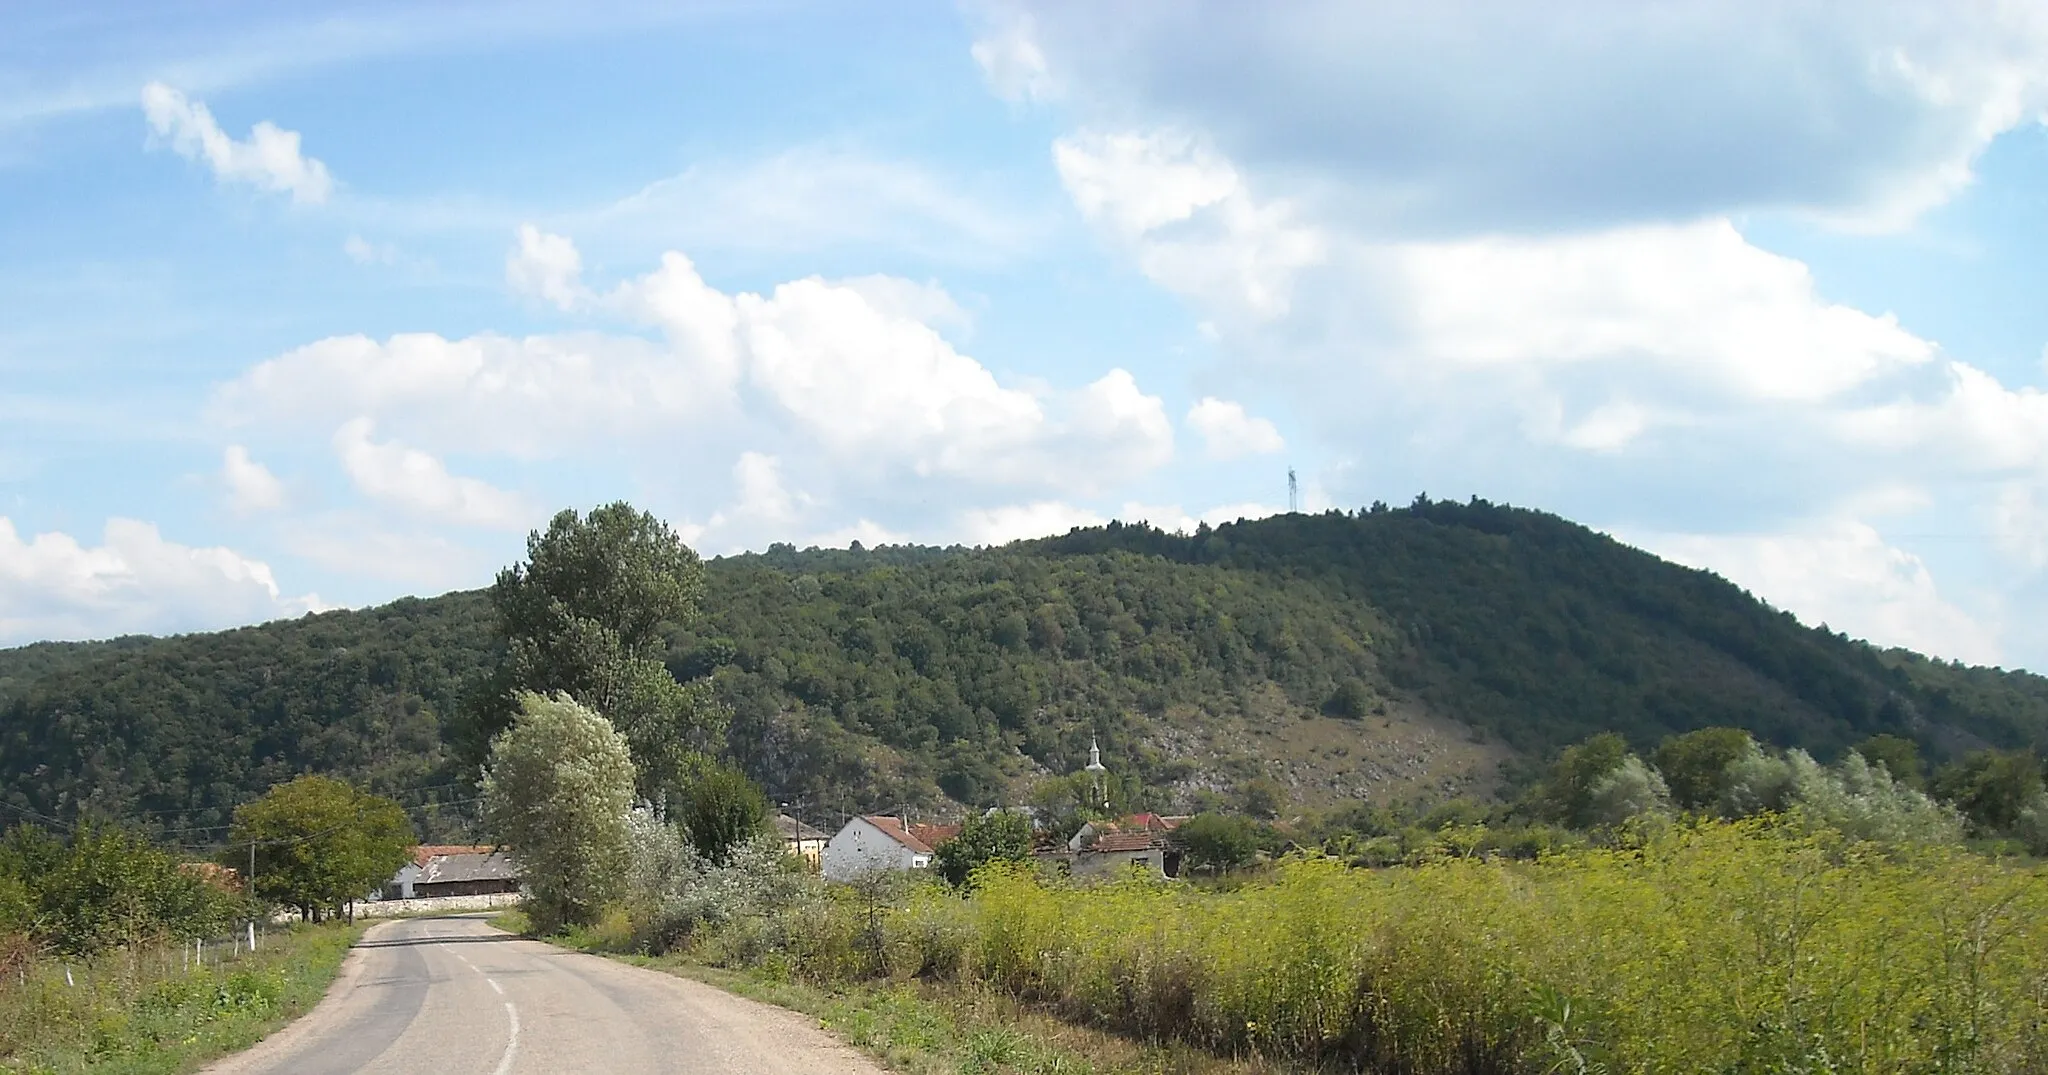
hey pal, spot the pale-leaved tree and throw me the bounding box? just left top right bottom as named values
left=483, top=692, right=636, bottom=931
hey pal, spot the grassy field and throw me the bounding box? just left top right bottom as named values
left=906, top=821, right=2048, bottom=1074
left=0, top=922, right=362, bottom=1075
left=538, top=816, right=2048, bottom=1075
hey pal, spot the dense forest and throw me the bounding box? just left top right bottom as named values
left=3, top=497, right=2045, bottom=845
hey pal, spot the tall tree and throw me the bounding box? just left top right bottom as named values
left=676, top=762, right=770, bottom=865
left=1852, top=734, right=1927, bottom=791
left=229, top=776, right=414, bottom=921
left=1932, top=750, right=2044, bottom=834
left=1537, top=733, right=1630, bottom=828
left=482, top=692, right=636, bottom=931
left=934, top=810, right=1032, bottom=887
left=468, top=503, right=728, bottom=806
left=1655, top=727, right=1754, bottom=811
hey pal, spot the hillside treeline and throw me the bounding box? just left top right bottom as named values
left=4, top=498, right=2046, bottom=836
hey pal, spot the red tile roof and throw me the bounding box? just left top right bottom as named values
left=862, top=816, right=935, bottom=854
left=909, top=822, right=961, bottom=850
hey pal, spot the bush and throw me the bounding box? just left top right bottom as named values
left=0, top=823, right=244, bottom=958
left=618, top=808, right=824, bottom=957
left=1171, top=814, right=1259, bottom=873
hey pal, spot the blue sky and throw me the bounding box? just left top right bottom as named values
left=4, top=2, right=2048, bottom=673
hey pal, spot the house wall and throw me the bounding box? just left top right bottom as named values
left=822, top=818, right=927, bottom=881
left=784, top=836, right=827, bottom=867
left=413, top=878, right=521, bottom=899
left=380, top=863, right=423, bottom=900
left=1073, top=849, right=1166, bottom=879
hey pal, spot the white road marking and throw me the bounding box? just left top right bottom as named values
left=453, top=951, right=476, bottom=969
left=491, top=1000, right=521, bottom=1075
left=487, top=977, right=504, bottom=995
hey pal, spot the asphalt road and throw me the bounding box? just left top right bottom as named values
left=204, top=915, right=884, bottom=1075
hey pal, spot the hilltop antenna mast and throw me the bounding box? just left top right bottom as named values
left=1288, top=468, right=1298, bottom=513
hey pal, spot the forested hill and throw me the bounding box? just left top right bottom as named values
left=3, top=497, right=2044, bottom=840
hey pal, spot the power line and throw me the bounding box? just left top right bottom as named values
left=0, top=800, right=73, bottom=832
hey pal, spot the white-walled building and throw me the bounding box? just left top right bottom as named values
left=821, top=815, right=959, bottom=881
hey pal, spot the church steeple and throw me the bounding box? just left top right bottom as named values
left=1082, top=736, right=1109, bottom=811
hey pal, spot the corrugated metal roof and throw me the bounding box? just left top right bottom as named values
left=419, top=851, right=520, bottom=885
left=1085, top=831, right=1160, bottom=853
left=411, top=844, right=496, bottom=869
left=774, top=813, right=830, bottom=841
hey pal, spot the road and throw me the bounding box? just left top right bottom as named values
left=204, top=915, right=884, bottom=1075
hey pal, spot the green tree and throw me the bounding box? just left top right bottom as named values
left=1173, top=813, right=1260, bottom=873
left=934, top=811, right=1032, bottom=887
left=676, top=762, right=770, bottom=865
left=1586, top=756, right=1672, bottom=828
left=1324, top=679, right=1374, bottom=719
left=482, top=692, right=636, bottom=931
left=1236, top=776, right=1287, bottom=820
left=5, top=822, right=237, bottom=956
left=472, top=503, right=728, bottom=807
left=1537, top=733, right=1630, bottom=828
left=1932, top=749, right=2044, bottom=834
left=229, top=776, right=414, bottom=921
left=1654, top=727, right=1753, bottom=810
left=1852, top=734, right=1927, bottom=790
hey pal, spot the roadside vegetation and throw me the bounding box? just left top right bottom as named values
left=0, top=820, right=369, bottom=1073
left=0, top=920, right=360, bottom=1075
left=516, top=810, right=2048, bottom=1075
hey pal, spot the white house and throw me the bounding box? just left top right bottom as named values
left=821, top=816, right=959, bottom=882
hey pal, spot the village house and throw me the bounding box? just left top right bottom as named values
left=1064, top=813, right=1190, bottom=879
left=775, top=813, right=830, bottom=867
left=380, top=845, right=522, bottom=900
left=821, top=816, right=960, bottom=881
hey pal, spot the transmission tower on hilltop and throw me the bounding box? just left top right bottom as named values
left=1288, top=468, right=1298, bottom=513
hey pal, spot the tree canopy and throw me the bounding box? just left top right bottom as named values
left=465, top=503, right=726, bottom=807
left=7, top=498, right=2048, bottom=834
left=482, top=692, right=636, bottom=931
left=227, top=775, right=413, bottom=919
left=933, top=811, right=1032, bottom=887
left=675, top=762, right=769, bottom=865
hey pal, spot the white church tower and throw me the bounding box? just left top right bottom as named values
left=1083, top=736, right=1108, bottom=810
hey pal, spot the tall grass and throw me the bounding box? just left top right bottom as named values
left=0, top=922, right=360, bottom=1074
left=662, top=819, right=2048, bottom=1074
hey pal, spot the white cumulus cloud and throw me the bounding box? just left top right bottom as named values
left=956, top=502, right=1106, bottom=546
left=508, top=223, right=588, bottom=310
left=0, top=517, right=324, bottom=644
left=141, top=82, right=332, bottom=203
left=333, top=417, right=532, bottom=530
left=1634, top=520, right=2001, bottom=667
left=1186, top=397, right=1284, bottom=459
left=221, top=445, right=285, bottom=513
left=991, top=1, right=2048, bottom=234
